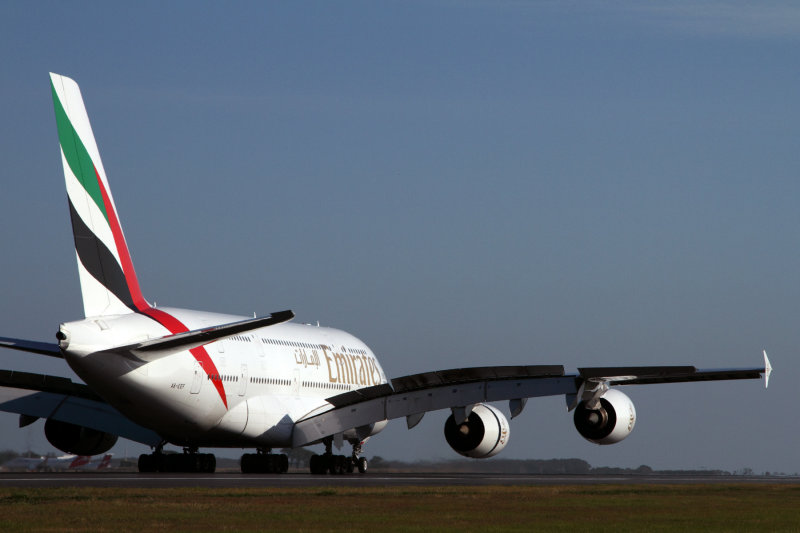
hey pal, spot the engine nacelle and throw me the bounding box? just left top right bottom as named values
left=44, top=419, right=118, bottom=456
left=444, top=403, right=510, bottom=458
left=573, top=388, right=636, bottom=445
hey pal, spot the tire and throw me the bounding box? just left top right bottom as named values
left=280, top=454, right=289, bottom=473
left=357, top=457, right=368, bottom=474
left=241, top=453, right=253, bottom=473
left=309, top=454, right=322, bottom=475
left=138, top=454, right=156, bottom=473
left=335, top=455, right=346, bottom=475
left=202, top=454, right=216, bottom=473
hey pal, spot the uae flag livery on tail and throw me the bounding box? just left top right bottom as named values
left=51, top=73, right=146, bottom=317
left=50, top=73, right=228, bottom=407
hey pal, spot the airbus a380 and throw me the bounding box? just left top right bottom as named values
left=0, top=74, right=771, bottom=474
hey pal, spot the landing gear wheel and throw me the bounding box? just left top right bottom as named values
left=241, top=452, right=289, bottom=473
left=138, top=454, right=157, bottom=473
left=309, top=454, right=321, bottom=475
left=137, top=450, right=216, bottom=473
left=349, top=439, right=368, bottom=475
left=200, top=454, right=216, bottom=473
left=280, top=454, right=289, bottom=473
left=308, top=438, right=369, bottom=475
left=335, top=455, right=347, bottom=475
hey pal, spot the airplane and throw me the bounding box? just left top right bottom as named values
left=1, top=454, right=47, bottom=472
left=93, top=453, right=113, bottom=470
left=42, top=453, right=113, bottom=471
left=0, top=73, right=771, bottom=474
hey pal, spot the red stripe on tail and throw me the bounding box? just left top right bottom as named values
left=94, top=167, right=228, bottom=408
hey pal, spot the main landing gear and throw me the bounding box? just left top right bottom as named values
left=240, top=448, right=289, bottom=474
left=309, top=438, right=368, bottom=475
left=138, top=445, right=216, bottom=473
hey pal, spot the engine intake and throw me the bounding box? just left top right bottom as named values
left=444, top=403, right=510, bottom=458
left=44, top=419, right=118, bottom=456
left=573, top=388, right=636, bottom=445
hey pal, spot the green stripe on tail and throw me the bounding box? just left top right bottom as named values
left=51, top=80, right=108, bottom=224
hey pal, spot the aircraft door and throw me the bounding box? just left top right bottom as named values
left=293, top=369, right=300, bottom=396
left=252, top=334, right=264, bottom=358
left=191, top=361, right=204, bottom=394
left=239, top=364, right=248, bottom=396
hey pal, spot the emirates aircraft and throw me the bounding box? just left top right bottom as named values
left=0, top=74, right=771, bottom=474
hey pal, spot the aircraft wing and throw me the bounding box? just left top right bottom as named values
left=291, top=357, right=770, bottom=447
left=0, top=337, right=62, bottom=358
left=0, top=369, right=162, bottom=446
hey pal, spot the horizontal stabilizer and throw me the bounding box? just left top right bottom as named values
left=0, top=337, right=62, bottom=358
left=0, top=369, right=100, bottom=401
left=121, top=310, right=294, bottom=359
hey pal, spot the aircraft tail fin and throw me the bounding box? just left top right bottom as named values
left=98, top=454, right=113, bottom=469
left=50, top=73, right=148, bottom=317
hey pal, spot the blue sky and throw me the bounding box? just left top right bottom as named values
left=0, top=1, right=798, bottom=471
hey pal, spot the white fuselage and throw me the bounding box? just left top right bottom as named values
left=59, top=308, right=389, bottom=449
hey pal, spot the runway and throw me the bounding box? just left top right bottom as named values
left=0, top=472, right=796, bottom=488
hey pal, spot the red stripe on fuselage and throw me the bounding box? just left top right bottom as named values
left=94, top=167, right=228, bottom=408
left=140, top=307, right=228, bottom=409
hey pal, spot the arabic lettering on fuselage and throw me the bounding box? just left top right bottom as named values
left=293, top=345, right=382, bottom=386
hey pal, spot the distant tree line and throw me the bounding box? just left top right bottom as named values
left=363, top=457, right=760, bottom=476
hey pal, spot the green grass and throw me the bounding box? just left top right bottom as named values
left=0, top=484, right=798, bottom=532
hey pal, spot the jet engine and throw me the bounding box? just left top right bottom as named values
left=44, top=419, right=118, bottom=455
left=444, top=403, right=510, bottom=458
left=573, top=388, right=636, bottom=445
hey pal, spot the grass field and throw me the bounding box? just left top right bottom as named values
left=0, top=484, right=798, bottom=532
